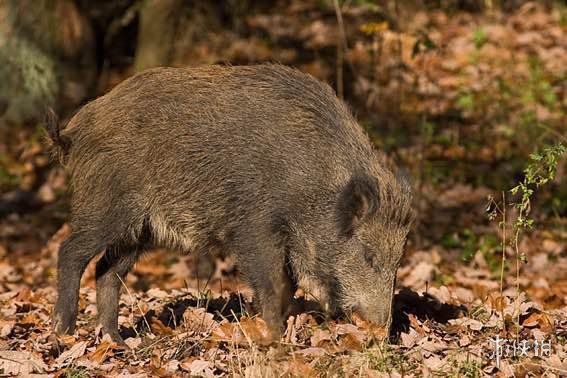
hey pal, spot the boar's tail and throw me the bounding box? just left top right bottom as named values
left=44, top=107, right=71, bottom=162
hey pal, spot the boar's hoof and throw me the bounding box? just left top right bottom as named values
left=100, top=327, right=130, bottom=349
left=52, top=312, right=76, bottom=336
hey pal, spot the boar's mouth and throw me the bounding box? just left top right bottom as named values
left=338, top=279, right=396, bottom=329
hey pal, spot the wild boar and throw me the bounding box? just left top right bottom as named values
left=46, top=64, right=413, bottom=343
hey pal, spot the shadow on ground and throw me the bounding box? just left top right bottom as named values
left=391, top=287, right=467, bottom=336
left=120, top=287, right=467, bottom=340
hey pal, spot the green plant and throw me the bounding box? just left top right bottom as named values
left=0, top=165, right=19, bottom=187
left=510, top=143, right=566, bottom=234
left=433, top=271, right=454, bottom=286
left=412, top=31, right=438, bottom=57
left=559, top=2, right=567, bottom=27
left=441, top=230, right=473, bottom=261
left=486, top=142, right=565, bottom=328
left=525, top=58, right=558, bottom=109
left=64, top=366, right=90, bottom=378
left=450, top=352, right=482, bottom=377
left=364, top=342, right=411, bottom=373
left=479, top=234, right=501, bottom=274
left=456, top=90, right=475, bottom=112
left=441, top=230, right=501, bottom=273
left=472, top=27, right=487, bottom=49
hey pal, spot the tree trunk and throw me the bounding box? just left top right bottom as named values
left=0, top=0, right=95, bottom=124
left=134, top=0, right=183, bottom=72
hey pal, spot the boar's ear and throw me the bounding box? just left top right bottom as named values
left=337, top=174, right=379, bottom=235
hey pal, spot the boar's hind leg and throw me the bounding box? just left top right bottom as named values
left=53, top=232, right=106, bottom=335
left=95, top=243, right=141, bottom=343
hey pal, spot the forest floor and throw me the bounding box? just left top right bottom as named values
left=0, top=223, right=565, bottom=377
left=0, top=1, right=566, bottom=377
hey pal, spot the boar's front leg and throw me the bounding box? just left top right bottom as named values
left=95, top=244, right=141, bottom=343
left=237, top=237, right=296, bottom=342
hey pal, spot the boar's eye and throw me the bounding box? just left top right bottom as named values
left=363, top=245, right=381, bottom=274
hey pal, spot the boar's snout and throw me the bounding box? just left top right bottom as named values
left=353, top=281, right=395, bottom=331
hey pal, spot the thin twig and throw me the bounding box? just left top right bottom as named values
left=333, top=0, right=346, bottom=99
left=117, top=273, right=151, bottom=338
left=499, top=191, right=506, bottom=295
left=499, top=191, right=507, bottom=334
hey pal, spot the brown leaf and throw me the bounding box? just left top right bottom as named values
left=338, top=333, right=363, bottom=352
left=124, top=337, right=142, bottom=349
left=151, top=349, right=163, bottom=369
left=448, top=317, right=484, bottom=331
left=211, top=322, right=237, bottom=343
left=184, top=359, right=213, bottom=376
left=59, top=334, right=77, bottom=345
left=522, top=312, right=541, bottom=328
left=352, top=313, right=388, bottom=340
left=459, top=334, right=471, bottom=347
left=15, top=287, right=32, bottom=302
left=538, top=313, right=554, bottom=333
left=295, top=347, right=327, bottom=357
left=239, top=317, right=273, bottom=345
left=19, top=312, right=40, bottom=325
left=423, top=355, right=445, bottom=370
left=335, top=324, right=366, bottom=344
left=88, top=339, right=116, bottom=365
left=183, top=307, right=217, bottom=334
left=0, top=320, right=14, bottom=337
left=487, top=293, right=508, bottom=312
left=55, top=340, right=88, bottom=365
left=408, top=314, right=426, bottom=337
left=286, top=358, right=316, bottom=377
left=310, top=329, right=332, bottom=347
left=419, top=338, right=448, bottom=354
left=404, top=261, right=435, bottom=289
left=0, top=351, right=48, bottom=375
left=400, top=329, right=420, bottom=348
left=151, top=318, right=174, bottom=335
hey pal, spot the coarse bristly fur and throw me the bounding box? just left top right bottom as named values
left=46, top=64, right=414, bottom=343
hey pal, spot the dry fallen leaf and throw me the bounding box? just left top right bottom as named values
left=124, top=337, right=142, bottom=349
left=239, top=317, right=272, bottom=346
left=352, top=313, right=389, bottom=340
left=295, top=347, right=327, bottom=357
left=423, top=355, right=446, bottom=370
left=151, top=318, right=174, bottom=335
left=185, top=358, right=213, bottom=376
left=55, top=340, right=88, bottom=365
left=408, top=314, right=426, bottom=337
left=459, top=334, right=471, bottom=347
left=404, top=261, right=435, bottom=289
left=338, top=333, right=364, bottom=352
left=537, top=313, right=555, bottom=333
left=211, top=322, right=236, bottom=343
left=88, top=339, right=116, bottom=365
left=0, top=320, right=14, bottom=337
left=449, top=317, right=484, bottom=331
left=522, top=312, right=541, bottom=327
left=401, top=328, right=421, bottom=348
left=285, top=358, right=316, bottom=377
left=310, top=329, right=332, bottom=347
left=184, top=307, right=217, bottom=334
left=0, top=351, right=48, bottom=375
left=335, top=324, right=366, bottom=345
